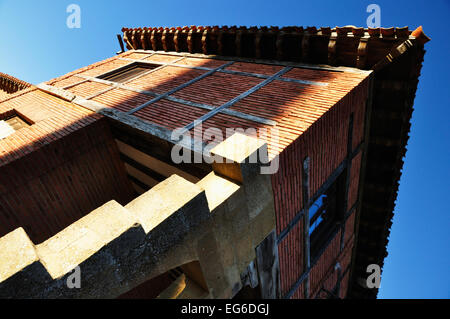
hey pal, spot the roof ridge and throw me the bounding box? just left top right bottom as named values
left=120, top=25, right=429, bottom=70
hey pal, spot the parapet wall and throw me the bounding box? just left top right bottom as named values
left=0, top=133, right=277, bottom=299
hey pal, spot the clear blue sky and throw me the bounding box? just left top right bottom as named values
left=0, top=0, right=448, bottom=299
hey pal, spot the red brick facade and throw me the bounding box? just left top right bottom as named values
left=2, top=48, right=370, bottom=298
left=273, top=76, right=369, bottom=298
left=0, top=89, right=135, bottom=244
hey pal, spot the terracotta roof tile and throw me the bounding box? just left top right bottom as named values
left=0, top=73, right=31, bottom=103
left=122, top=25, right=429, bottom=69
left=0, top=73, right=30, bottom=94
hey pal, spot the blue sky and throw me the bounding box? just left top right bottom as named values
left=0, top=0, right=448, bottom=298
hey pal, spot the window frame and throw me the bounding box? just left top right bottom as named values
left=0, top=110, right=33, bottom=140
left=96, top=62, right=160, bottom=83
left=308, top=167, right=347, bottom=262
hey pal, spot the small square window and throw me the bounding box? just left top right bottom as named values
left=97, top=62, right=159, bottom=83
left=0, top=121, right=15, bottom=139
left=0, top=112, right=31, bottom=139
left=5, top=115, right=30, bottom=131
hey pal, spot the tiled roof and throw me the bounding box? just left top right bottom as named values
left=0, top=73, right=31, bottom=101
left=120, top=25, right=430, bottom=299
left=121, top=25, right=430, bottom=69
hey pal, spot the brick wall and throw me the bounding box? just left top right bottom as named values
left=273, top=76, right=369, bottom=298
left=0, top=117, right=135, bottom=244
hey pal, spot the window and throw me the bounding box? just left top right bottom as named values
left=0, top=121, right=15, bottom=139
left=309, top=168, right=347, bottom=261
left=0, top=113, right=31, bottom=139
left=98, top=62, right=159, bottom=83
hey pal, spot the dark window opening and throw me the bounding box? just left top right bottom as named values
left=309, top=168, right=347, bottom=261
left=98, top=62, right=159, bottom=83
left=5, top=116, right=29, bottom=130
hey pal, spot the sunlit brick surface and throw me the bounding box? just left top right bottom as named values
left=126, top=66, right=206, bottom=94
left=92, top=88, right=154, bottom=113
left=172, top=71, right=263, bottom=107
left=0, top=88, right=134, bottom=244
left=51, top=76, right=84, bottom=88
left=134, top=98, right=209, bottom=130
left=68, top=81, right=111, bottom=98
